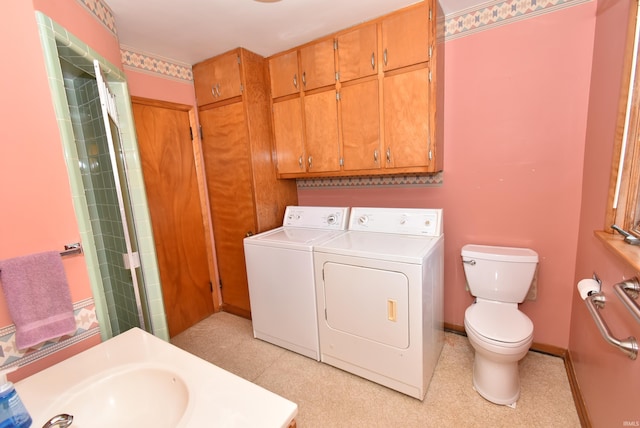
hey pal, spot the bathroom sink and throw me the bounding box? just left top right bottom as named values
left=16, top=328, right=297, bottom=427
left=44, top=366, right=188, bottom=427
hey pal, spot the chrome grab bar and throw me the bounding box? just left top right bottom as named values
left=585, top=292, right=638, bottom=360
left=613, top=277, right=640, bottom=324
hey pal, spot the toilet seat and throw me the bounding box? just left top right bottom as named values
left=465, top=301, right=533, bottom=346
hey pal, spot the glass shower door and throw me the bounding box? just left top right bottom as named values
left=94, top=60, right=148, bottom=332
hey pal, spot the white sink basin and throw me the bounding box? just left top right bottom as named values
left=45, top=366, right=188, bottom=427
left=16, top=328, right=297, bottom=427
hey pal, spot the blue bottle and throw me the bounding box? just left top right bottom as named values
left=0, top=371, right=31, bottom=428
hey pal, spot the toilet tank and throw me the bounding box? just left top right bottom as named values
left=461, top=244, right=538, bottom=303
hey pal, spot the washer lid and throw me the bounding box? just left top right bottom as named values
left=465, top=302, right=533, bottom=343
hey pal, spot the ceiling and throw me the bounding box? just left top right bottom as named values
left=104, top=0, right=486, bottom=66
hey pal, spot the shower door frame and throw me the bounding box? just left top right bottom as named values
left=35, top=12, right=169, bottom=341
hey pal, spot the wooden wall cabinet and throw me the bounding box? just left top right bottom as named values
left=381, top=4, right=431, bottom=71
left=299, top=39, right=336, bottom=91
left=270, top=38, right=340, bottom=177
left=193, top=51, right=243, bottom=106
left=337, top=23, right=378, bottom=83
left=269, top=1, right=441, bottom=178
left=383, top=67, right=431, bottom=168
left=269, top=50, right=299, bottom=98
left=195, top=48, right=298, bottom=317
left=303, top=89, right=341, bottom=173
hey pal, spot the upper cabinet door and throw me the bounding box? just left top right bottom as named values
left=304, top=90, right=341, bottom=173
left=299, top=39, right=336, bottom=91
left=381, top=5, right=430, bottom=71
left=273, top=98, right=306, bottom=175
left=340, top=79, right=381, bottom=171
left=337, top=23, right=378, bottom=83
left=269, top=51, right=300, bottom=98
left=193, top=51, right=243, bottom=106
left=383, top=67, right=431, bottom=169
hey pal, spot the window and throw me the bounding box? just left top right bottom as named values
left=607, top=0, right=640, bottom=239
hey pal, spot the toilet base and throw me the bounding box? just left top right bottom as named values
left=472, top=351, right=521, bottom=407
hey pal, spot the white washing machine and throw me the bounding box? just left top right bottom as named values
left=313, top=207, right=444, bottom=399
left=243, top=206, right=349, bottom=360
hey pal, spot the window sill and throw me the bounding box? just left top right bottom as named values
left=595, top=230, right=640, bottom=272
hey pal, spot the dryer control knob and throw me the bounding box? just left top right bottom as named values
left=358, top=215, right=369, bottom=225
left=327, top=214, right=338, bottom=225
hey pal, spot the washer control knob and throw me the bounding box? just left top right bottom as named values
left=358, top=215, right=369, bottom=225
left=400, top=215, right=408, bottom=225
left=327, top=214, right=338, bottom=225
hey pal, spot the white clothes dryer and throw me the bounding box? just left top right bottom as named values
left=313, top=207, right=444, bottom=399
left=243, top=206, right=349, bottom=360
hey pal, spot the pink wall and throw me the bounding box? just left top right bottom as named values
left=0, top=0, right=125, bottom=380
left=299, top=3, right=597, bottom=349
left=570, top=0, right=640, bottom=425
left=125, top=69, right=196, bottom=105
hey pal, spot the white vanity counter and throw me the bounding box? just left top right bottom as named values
left=15, top=328, right=297, bottom=428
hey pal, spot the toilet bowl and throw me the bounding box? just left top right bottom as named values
left=461, top=244, right=538, bottom=407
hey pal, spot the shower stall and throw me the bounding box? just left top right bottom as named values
left=61, top=59, right=147, bottom=335
left=36, top=12, right=169, bottom=341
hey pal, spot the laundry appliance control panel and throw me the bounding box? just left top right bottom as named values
left=282, top=206, right=350, bottom=230
left=348, top=207, right=443, bottom=236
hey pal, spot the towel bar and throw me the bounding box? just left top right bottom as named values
left=614, top=277, right=640, bottom=325
left=60, top=243, right=82, bottom=257
left=585, top=292, right=638, bottom=360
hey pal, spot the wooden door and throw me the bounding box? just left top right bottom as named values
left=200, top=102, right=256, bottom=316
left=132, top=98, right=215, bottom=337
left=269, top=51, right=300, bottom=98
left=193, top=51, right=243, bottom=106
left=303, top=90, right=341, bottom=173
left=300, top=39, right=336, bottom=91
left=381, top=4, right=430, bottom=71
left=337, top=23, right=378, bottom=82
left=383, top=67, right=431, bottom=169
left=340, top=79, right=381, bottom=171
left=273, top=98, right=305, bottom=175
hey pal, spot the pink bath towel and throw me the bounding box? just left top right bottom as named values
left=0, top=251, right=76, bottom=349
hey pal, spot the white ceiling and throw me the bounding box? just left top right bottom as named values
left=104, top=0, right=487, bottom=66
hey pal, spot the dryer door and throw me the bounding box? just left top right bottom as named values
left=323, top=262, right=409, bottom=348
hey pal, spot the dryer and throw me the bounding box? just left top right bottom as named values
left=313, top=207, right=444, bottom=399
left=244, top=206, right=349, bottom=360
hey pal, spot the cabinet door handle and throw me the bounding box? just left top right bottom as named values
left=374, top=149, right=378, bottom=163
left=302, top=71, right=306, bottom=88
left=211, top=83, right=221, bottom=98
left=371, top=53, right=375, bottom=70
left=246, top=231, right=254, bottom=237
left=383, top=49, right=388, bottom=66
left=386, top=147, right=391, bottom=163
left=298, top=155, right=304, bottom=170
left=308, top=155, right=313, bottom=169
left=293, top=73, right=298, bottom=89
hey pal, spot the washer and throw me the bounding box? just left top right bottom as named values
left=313, top=207, right=444, bottom=399
left=243, top=206, right=349, bottom=360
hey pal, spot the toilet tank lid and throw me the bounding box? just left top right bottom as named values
left=461, top=244, right=538, bottom=263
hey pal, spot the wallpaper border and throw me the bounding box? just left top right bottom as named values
left=0, top=298, right=99, bottom=369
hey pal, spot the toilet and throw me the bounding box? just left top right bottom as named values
left=461, top=244, right=538, bottom=407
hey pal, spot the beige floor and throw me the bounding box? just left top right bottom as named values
left=171, top=312, right=581, bottom=428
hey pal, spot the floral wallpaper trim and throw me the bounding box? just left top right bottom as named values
left=76, top=0, right=117, bottom=36
left=297, top=173, right=443, bottom=189
left=121, top=46, right=194, bottom=82
left=444, top=0, right=592, bottom=40
left=0, top=298, right=99, bottom=369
